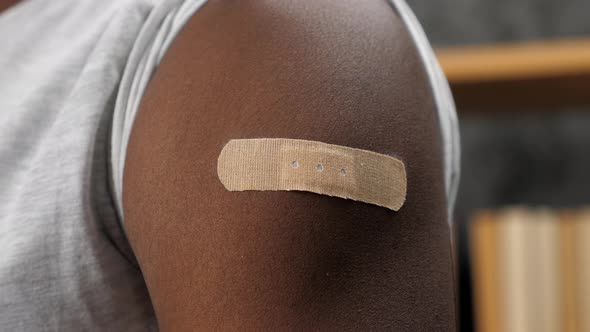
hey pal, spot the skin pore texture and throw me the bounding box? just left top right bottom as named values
left=123, top=0, right=456, bottom=330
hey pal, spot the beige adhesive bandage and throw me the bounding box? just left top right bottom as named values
left=217, top=139, right=406, bottom=211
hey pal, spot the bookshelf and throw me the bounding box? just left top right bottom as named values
left=471, top=208, right=590, bottom=332
left=436, top=38, right=590, bottom=110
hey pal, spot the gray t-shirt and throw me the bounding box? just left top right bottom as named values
left=0, top=0, right=459, bottom=330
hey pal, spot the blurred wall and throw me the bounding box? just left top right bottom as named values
left=409, top=0, right=590, bottom=46
left=406, top=1, right=590, bottom=330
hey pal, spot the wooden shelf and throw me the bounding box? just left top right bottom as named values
left=436, top=38, right=590, bottom=110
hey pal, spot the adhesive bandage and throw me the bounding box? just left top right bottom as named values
left=217, top=138, right=406, bottom=211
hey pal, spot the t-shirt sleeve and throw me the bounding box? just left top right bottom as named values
left=109, top=0, right=208, bottom=227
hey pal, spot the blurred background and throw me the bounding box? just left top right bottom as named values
left=406, top=0, right=590, bottom=331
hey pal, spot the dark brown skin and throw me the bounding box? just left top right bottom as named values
left=0, top=0, right=21, bottom=13
left=124, top=0, right=456, bottom=330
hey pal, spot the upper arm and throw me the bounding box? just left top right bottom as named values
left=123, top=0, right=455, bottom=330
